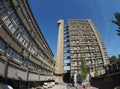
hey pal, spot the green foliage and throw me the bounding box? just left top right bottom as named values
left=109, top=55, right=117, bottom=64
left=112, top=12, right=120, bottom=36
left=80, top=55, right=89, bottom=80
left=118, top=54, right=120, bottom=60
left=94, top=65, right=98, bottom=76
left=109, top=54, right=120, bottom=64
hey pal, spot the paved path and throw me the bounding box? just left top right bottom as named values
left=49, top=84, right=99, bottom=89
left=49, top=83, right=82, bottom=89
left=49, top=84, right=66, bottom=89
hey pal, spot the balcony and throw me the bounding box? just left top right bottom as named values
left=64, top=63, right=70, bottom=66
left=64, top=44, right=70, bottom=47
left=64, top=50, right=70, bottom=53
left=64, top=56, right=70, bottom=60
left=64, top=39, right=69, bottom=43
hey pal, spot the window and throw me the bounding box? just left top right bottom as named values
left=6, top=48, right=12, bottom=56
left=22, top=30, right=30, bottom=40
left=11, top=51, right=16, bottom=59
left=9, top=25, right=16, bottom=33
left=6, top=49, right=15, bottom=59
left=30, top=47, right=35, bottom=54
left=4, top=17, right=11, bottom=26
left=1, top=13, right=7, bottom=21
left=3, top=0, right=10, bottom=8
left=24, top=42, right=28, bottom=48
left=19, top=36, right=23, bottom=43
left=28, top=46, right=32, bottom=51
left=16, top=54, right=23, bottom=63
left=1, top=13, right=16, bottom=34
left=8, top=7, right=14, bottom=15
left=22, top=39, right=26, bottom=45
left=0, top=40, right=6, bottom=51
left=24, top=59, right=28, bottom=65
left=64, top=66, right=70, bottom=70
left=15, top=32, right=21, bottom=39
left=6, top=48, right=22, bottom=63
left=21, top=4, right=28, bottom=19
left=11, top=13, right=20, bottom=26
left=28, top=60, right=34, bottom=67
left=36, top=65, right=42, bottom=71
left=0, top=2, right=4, bottom=13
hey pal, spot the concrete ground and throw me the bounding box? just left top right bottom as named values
left=34, top=83, right=99, bottom=89
left=49, top=84, right=66, bottom=89
left=49, top=83, right=99, bottom=89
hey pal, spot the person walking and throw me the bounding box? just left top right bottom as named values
left=73, top=71, right=83, bottom=89
left=74, top=71, right=77, bottom=88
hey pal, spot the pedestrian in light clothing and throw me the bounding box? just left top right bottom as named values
left=73, top=71, right=82, bottom=89
left=74, top=71, right=77, bottom=87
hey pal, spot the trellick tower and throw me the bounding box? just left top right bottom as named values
left=55, top=19, right=109, bottom=83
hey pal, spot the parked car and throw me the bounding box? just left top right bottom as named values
left=0, top=83, right=13, bottom=89
left=43, top=82, right=53, bottom=89
left=50, top=80, right=55, bottom=86
left=43, top=82, right=48, bottom=89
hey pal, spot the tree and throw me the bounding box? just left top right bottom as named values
left=109, top=56, right=117, bottom=64
left=94, top=65, right=98, bottom=76
left=112, top=12, right=120, bottom=36
left=80, top=55, right=89, bottom=80
left=117, top=54, right=120, bottom=61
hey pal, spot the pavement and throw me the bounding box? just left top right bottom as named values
left=49, top=83, right=99, bottom=89
left=49, top=84, right=66, bottom=89
left=34, top=83, right=99, bottom=89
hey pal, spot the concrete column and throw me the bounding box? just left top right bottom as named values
left=55, top=20, right=64, bottom=83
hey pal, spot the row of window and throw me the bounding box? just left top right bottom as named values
left=1, top=13, right=16, bottom=33
left=69, top=25, right=91, bottom=30
left=69, top=20, right=89, bottom=24
left=69, top=32, right=96, bottom=38
left=0, top=0, right=53, bottom=66
left=0, top=39, right=52, bottom=74
left=69, top=28, right=95, bottom=35
left=71, top=66, right=79, bottom=70
left=71, top=60, right=103, bottom=67
left=70, top=34, right=96, bottom=38
left=19, top=0, right=53, bottom=66
left=20, top=0, right=54, bottom=59
left=70, top=45, right=100, bottom=51
left=71, top=51, right=102, bottom=56
left=70, top=39, right=98, bottom=44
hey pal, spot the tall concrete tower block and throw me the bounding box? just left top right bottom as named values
left=55, top=19, right=109, bottom=83
left=68, top=19, right=109, bottom=76
left=55, top=20, right=64, bottom=83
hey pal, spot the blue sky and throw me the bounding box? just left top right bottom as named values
left=28, top=0, right=120, bottom=58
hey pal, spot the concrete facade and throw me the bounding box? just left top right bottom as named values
left=55, top=19, right=109, bottom=83
left=69, top=19, right=109, bottom=76
left=55, top=20, right=64, bottom=83
left=0, top=0, right=55, bottom=87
